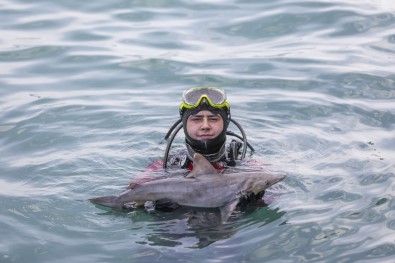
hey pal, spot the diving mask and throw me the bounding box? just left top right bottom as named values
left=179, top=87, right=230, bottom=115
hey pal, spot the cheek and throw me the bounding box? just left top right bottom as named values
left=213, top=122, right=224, bottom=136
left=186, top=122, right=199, bottom=139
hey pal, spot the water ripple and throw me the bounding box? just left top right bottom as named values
left=1, top=0, right=395, bottom=262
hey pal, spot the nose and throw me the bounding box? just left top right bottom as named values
left=200, top=117, right=211, bottom=129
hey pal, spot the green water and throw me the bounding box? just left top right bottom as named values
left=1, top=0, right=394, bottom=262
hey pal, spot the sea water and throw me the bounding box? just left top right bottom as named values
left=0, top=0, right=394, bottom=262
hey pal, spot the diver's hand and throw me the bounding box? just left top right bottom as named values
left=154, top=199, right=180, bottom=212
left=238, top=191, right=266, bottom=207
left=122, top=201, right=145, bottom=210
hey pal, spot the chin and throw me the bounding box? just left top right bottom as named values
left=197, top=137, right=214, bottom=140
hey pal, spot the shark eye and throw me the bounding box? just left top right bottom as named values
left=266, top=181, right=270, bottom=186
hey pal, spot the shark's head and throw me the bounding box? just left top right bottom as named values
left=247, top=172, right=287, bottom=194
left=191, top=153, right=287, bottom=193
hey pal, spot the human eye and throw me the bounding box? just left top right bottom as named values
left=190, top=115, right=203, bottom=121
left=209, top=115, right=220, bottom=121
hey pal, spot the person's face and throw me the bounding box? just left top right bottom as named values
left=186, top=110, right=224, bottom=141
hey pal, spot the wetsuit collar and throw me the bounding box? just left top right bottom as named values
left=185, top=141, right=226, bottom=163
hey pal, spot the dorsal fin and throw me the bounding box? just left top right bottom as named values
left=185, top=153, right=219, bottom=178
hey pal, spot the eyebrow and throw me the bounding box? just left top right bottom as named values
left=190, top=113, right=220, bottom=118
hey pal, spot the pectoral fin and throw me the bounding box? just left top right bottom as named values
left=219, top=199, right=239, bottom=223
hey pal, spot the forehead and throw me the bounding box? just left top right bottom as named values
left=189, top=110, right=220, bottom=117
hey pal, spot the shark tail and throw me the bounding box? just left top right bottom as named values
left=89, top=195, right=122, bottom=209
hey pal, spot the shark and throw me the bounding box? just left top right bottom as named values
left=89, top=153, right=286, bottom=222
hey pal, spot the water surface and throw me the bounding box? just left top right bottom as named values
left=1, top=0, right=395, bottom=262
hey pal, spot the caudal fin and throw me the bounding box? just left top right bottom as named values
left=89, top=195, right=122, bottom=208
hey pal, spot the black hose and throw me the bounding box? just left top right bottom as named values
left=163, top=122, right=183, bottom=168
left=162, top=118, right=254, bottom=167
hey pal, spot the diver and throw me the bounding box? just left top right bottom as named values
left=163, top=86, right=253, bottom=170
left=127, top=87, right=262, bottom=211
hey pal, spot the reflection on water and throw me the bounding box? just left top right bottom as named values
left=96, top=205, right=286, bottom=249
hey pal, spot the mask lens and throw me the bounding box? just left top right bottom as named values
left=205, top=89, right=225, bottom=104
left=183, top=88, right=225, bottom=106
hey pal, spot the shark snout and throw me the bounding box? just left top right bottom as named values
left=265, top=172, right=287, bottom=188
left=277, top=172, right=287, bottom=181
left=274, top=172, right=287, bottom=183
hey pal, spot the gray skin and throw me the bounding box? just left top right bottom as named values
left=89, top=153, right=286, bottom=222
